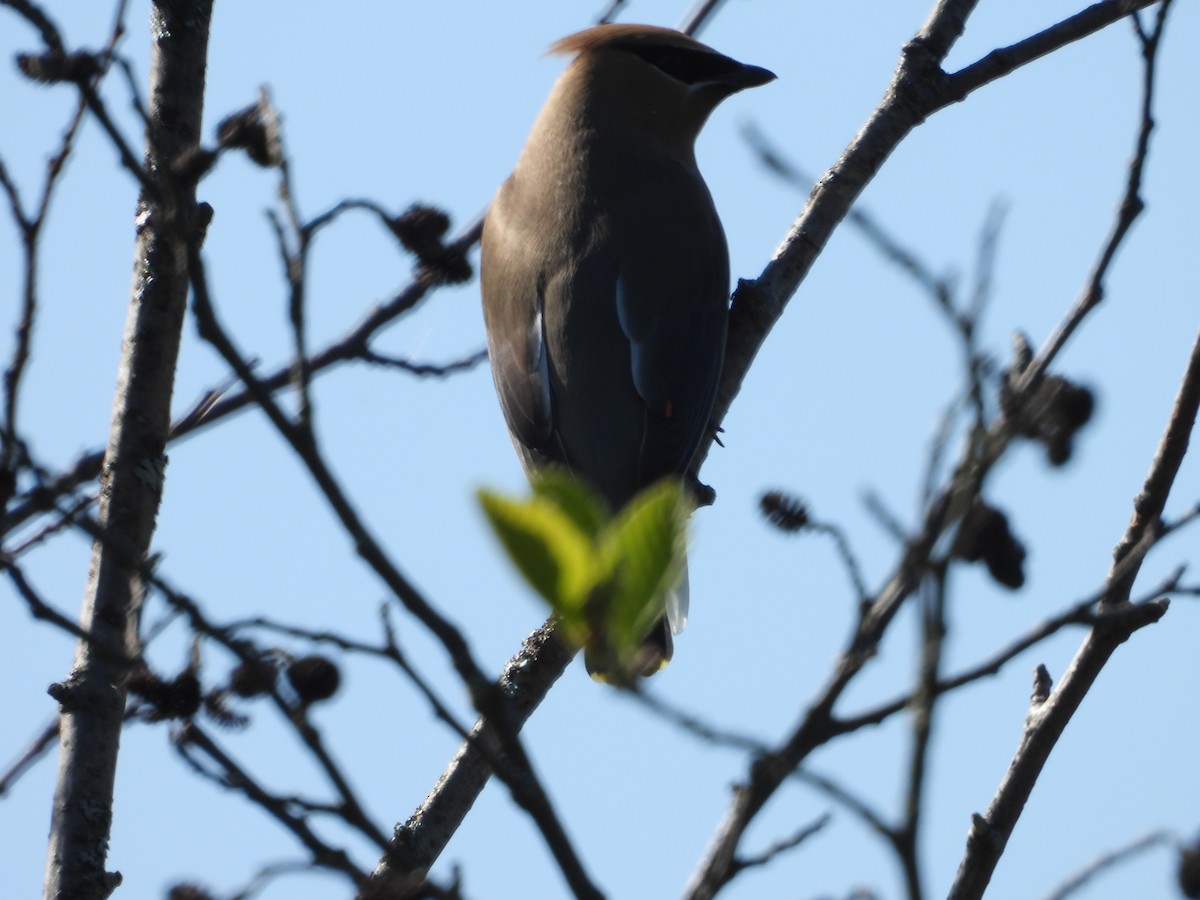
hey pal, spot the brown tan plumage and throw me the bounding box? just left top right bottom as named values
left=481, top=24, right=774, bottom=677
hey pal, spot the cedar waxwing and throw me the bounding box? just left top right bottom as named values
left=481, top=24, right=774, bottom=678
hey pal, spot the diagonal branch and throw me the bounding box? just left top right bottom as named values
left=363, top=4, right=740, bottom=891
left=1003, top=2, right=1166, bottom=403
left=946, top=328, right=1195, bottom=899
left=188, top=251, right=602, bottom=899
left=0, top=218, right=483, bottom=539
left=1038, top=830, right=1176, bottom=900
left=176, top=722, right=366, bottom=882
left=364, top=621, right=577, bottom=895
left=702, top=0, right=1160, bottom=461
left=685, top=2, right=1164, bottom=896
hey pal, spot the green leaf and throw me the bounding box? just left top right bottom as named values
left=477, top=489, right=598, bottom=622
left=478, top=475, right=690, bottom=671
left=530, top=468, right=610, bottom=539
left=598, top=478, right=688, bottom=657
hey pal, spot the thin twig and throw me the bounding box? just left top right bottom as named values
left=187, top=250, right=603, bottom=899
left=1002, top=1, right=1165, bottom=404
left=796, top=769, right=893, bottom=841
left=4, top=563, right=132, bottom=663
left=678, top=0, right=727, bottom=36
left=230, top=607, right=476, bottom=746
left=176, top=723, right=367, bottom=882
left=947, top=339, right=1193, bottom=896
left=896, top=573, right=946, bottom=900
left=1, top=218, right=484, bottom=538
left=1038, top=830, right=1176, bottom=900
left=595, top=0, right=626, bottom=25
left=359, top=347, right=488, bottom=377
left=704, top=0, right=1161, bottom=461
left=686, top=3, right=1165, bottom=895
left=732, top=812, right=832, bottom=874
left=0, top=718, right=59, bottom=797
left=740, top=121, right=954, bottom=312
left=627, top=687, right=764, bottom=753
left=809, top=520, right=871, bottom=605
left=0, top=79, right=88, bottom=511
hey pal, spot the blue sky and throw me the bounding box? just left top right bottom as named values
left=2, top=1, right=1198, bottom=898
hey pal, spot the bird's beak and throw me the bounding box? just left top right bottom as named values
left=731, top=63, right=777, bottom=88
left=718, top=62, right=776, bottom=91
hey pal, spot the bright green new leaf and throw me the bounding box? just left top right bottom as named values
left=477, top=489, right=599, bottom=622
left=478, top=475, right=690, bottom=669
left=530, top=468, right=610, bottom=540
left=598, top=478, right=688, bottom=656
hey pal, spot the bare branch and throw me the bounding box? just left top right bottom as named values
left=678, top=0, right=727, bottom=37
left=810, top=520, right=872, bottom=606
left=627, top=687, right=765, bottom=753
left=359, top=347, right=488, bottom=378
left=896, top=575, right=947, bottom=900
left=0, top=82, right=87, bottom=512
left=0, top=719, right=59, bottom=798
left=0, top=599, right=178, bottom=800
left=946, top=328, right=1195, bottom=897
left=595, top=0, right=627, bottom=25
left=797, top=769, right=893, bottom=841
left=175, top=722, right=367, bottom=883
left=947, top=1, right=1163, bottom=98
left=187, top=253, right=602, bottom=898
left=0, top=0, right=67, bottom=52
left=686, top=3, right=1168, bottom=895
left=1039, top=830, right=1176, bottom=900
left=366, top=621, right=577, bottom=894
left=704, top=0, right=1160, bottom=461
left=741, top=122, right=954, bottom=312
left=41, top=2, right=213, bottom=895
left=733, top=812, right=832, bottom=875
left=1005, top=1, right=1166, bottom=401
left=1, top=217, right=482, bottom=539
left=5, top=563, right=130, bottom=662
left=227, top=860, right=321, bottom=900
left=231, top=608, right=476, bottom=748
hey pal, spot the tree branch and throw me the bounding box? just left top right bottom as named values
left=187, top=251, right=602, bottom=898
left=685, top=2, right=1164, bottom=895
left=1004, top=1, right=1167, bottom=403
left=41, top=2, right=212, bottom=897
left=364, top=621, right=577, bottom=896
left=1038, top=830, right=1176, bottom=900
left=703, top=0, right=1160, bottom=458
left=946, top=327, right=1196, bottom=898
left=175, top=722, right=366, bottom=883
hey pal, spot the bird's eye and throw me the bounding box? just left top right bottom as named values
left=628, top=45, right=741, bottom=86
left=648, top=50, right=690, bottom=81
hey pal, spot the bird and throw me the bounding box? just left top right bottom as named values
left=480, top=23, right=774, bottom=678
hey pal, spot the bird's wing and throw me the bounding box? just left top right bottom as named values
left=613, top=184, right=730, bottom=484
left=482, top=164, right=729, bottom=493
left=480, top=179, right=557, bottom=465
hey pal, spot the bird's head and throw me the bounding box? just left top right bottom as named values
left=547, top=24, right=775, bottom=157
